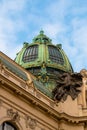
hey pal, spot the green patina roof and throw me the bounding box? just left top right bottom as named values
left=15, top=30, right=73, bottom=73
left=14, top=30, right=74, bottom=99
left=33, top=80, right=53, bottom=98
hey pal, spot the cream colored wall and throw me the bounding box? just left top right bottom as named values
left=60, top=122, right=84, bottom=130
left=0, top=86, right=58, bottom=130
left=0, top=82, right=86, bottom=130
left=56, top=96, right=79, bottom=116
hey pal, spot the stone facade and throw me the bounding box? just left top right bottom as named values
left=0, top=52, right=87, bottom=130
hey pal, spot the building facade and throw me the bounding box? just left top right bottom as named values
left=0, top=31, right=87, bottom=130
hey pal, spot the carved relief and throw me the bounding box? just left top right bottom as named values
left=3, top=71, right=10, bottom=77
left=20, top=82, right=26, bottom=88
left=0, top=60, right=3, bottom=72
left=80, top=69, right=87, bottom=108
left=0, top=60, right=6, bottom=72
left=36, top=92, right=41, bottom=99
left=49, top=101, right=54, bottom=108
left=52, top=72, right=82, bottom=102
left=25, top=71, right=34, bottom=89
left=25, top=115, right=37, bottom=129
left=7, top=109, right=20, bottom=122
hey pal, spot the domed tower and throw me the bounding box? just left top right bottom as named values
left=15, top=30, right=73, bottom=98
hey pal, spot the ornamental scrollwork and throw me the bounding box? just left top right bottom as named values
left=7, top=109, right=20, bottom=122
left=25, top=115, right=37, bottom=129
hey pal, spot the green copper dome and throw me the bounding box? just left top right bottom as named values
left=15, top=30, right=73, bottom=98
left=15, top=30, right=73, bottom=76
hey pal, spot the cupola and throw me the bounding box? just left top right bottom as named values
left=15, top=30, right=73, bottom=98
left=15, top=30, right=73, bottom=80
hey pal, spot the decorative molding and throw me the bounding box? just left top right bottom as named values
left=0, top=80, right=4, bottom=84
left=59, top=129, right=64, bottom=130
left=3, top=71, right=10, bottom=77
left=36, top=92, right=41, bottom=99
left=0, top=60, right=3, bottom=72
left=7, top=109, right=20, bottom=122
left=25, top=115, right=37, bottom=129
left=25, top=71, right=35, bottom=90
left=0, top=99, right=3, bottom=108
left=14, top=90, right=23, bottom=96
left=20, top=82, right=26, bottom=88
left=49, top=101, right=54, bottom=108
left=0, top=60, right=6, bottom=72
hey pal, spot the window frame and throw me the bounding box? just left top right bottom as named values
left=48, top=45, right=64, bottom=65
left=22, top=45, right=38, bottom=63
left=0, top=122, right=17, bottom=130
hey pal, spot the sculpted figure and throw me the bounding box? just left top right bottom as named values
left=79, top=69, right=87, bottom=108
left=52, top=72, right=82, bottom=102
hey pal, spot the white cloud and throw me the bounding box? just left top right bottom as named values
left=42, top=22, right=68, bottom=45
left=0, top=0, right=28, bottom=14
left=0, top=0, right=28, bottom=58
left=46, top=0, right=87, bottom=72
left=69, top=17, right=87, bottom=71
left=46, top=0, right=72, bottom=21
left=72, top=18, right=87, bottom=48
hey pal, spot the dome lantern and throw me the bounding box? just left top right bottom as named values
left=32, top=30, right=52, bottom=44
left=40, top=29, right=44, bottom=35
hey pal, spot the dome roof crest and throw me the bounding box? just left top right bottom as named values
left=32, top=30, right=52, bottom=44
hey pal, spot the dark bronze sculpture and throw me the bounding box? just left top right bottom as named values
left=52, top=72, right=82, bottom=102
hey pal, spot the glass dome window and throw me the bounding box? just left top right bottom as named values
left=22, top=45, right=38, bottom=62
left=48, top=46, right=64, bottom=65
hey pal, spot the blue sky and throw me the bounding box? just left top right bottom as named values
left=0, top=0, right=87, bottom=72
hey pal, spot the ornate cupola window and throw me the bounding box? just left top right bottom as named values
left=22, top=45, right=38, bottom=62
left=48, top=45, right=64, bottom=65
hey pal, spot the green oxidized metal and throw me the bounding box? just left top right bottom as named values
left=15, top=30, right=73, bottom=98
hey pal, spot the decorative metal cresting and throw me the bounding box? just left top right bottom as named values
left=52, top=72, right=83, bottom=102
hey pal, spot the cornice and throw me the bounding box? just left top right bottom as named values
left=0, top=51, right=35, bottom=80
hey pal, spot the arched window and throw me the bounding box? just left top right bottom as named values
left=23, top=45, right=38, bottom=62
left=48, top=46, right=64, bottom=65
left=0, top=122, right=17, bottom=130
